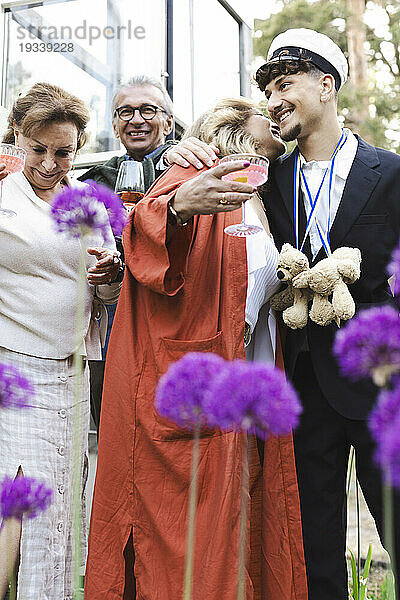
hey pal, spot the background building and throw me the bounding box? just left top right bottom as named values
left=0, top=0, right=253, bottom=166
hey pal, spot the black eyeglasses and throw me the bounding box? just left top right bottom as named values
left=114, top=104, right=167, bottom=121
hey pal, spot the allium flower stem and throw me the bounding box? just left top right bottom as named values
left=237, top=434, right=249, bottom=600
left=8, top=524, right=17, bottom=600
left=383, top=479, right=396, bottom=578
left=356, top=478, right=361, bottom=591
left=183, top=424, right=200, bottom=600
left=71, top=242, right=87, bottom=600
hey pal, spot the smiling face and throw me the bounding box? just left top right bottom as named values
left=112, top=84, right=173, bottom=160
left=245, top=113, right=286, bottom=161
left=264, top=71, right=326, bottom=142
left=14, top=121, right=77, bottom=193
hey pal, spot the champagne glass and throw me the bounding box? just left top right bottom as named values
left=220, top=154, right=269, bottom=237
left=0, top=144, right=27, bottom=218
left=115, top=160, right=145, bottom=214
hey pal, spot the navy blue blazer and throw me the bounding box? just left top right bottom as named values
left=262, top=136, right=400, bottom=419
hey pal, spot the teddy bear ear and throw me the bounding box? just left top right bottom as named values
left=295, top=254, right=309, bottom=268
left=337, top=260, right=360, bottom=282
left=281, top=243, right=292, bottom=252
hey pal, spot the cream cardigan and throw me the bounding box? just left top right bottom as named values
left=0, top=172, right=120, bottom=359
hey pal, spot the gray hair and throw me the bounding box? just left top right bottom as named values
left=111, top=75, right=174, bottom=121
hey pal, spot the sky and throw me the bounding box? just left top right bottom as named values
left=228, top=0, right=278, bottom=25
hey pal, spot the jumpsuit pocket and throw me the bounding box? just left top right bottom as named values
left=152, top=331, right=225, bottom=441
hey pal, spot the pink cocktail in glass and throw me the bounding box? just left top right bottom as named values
left=0, top=154, right=25, bottom=173
left=0, top=144, right=27, bottom=218
left=220, top=154, right=269, bottom=237
left=222, top=163, right=268, bottom=188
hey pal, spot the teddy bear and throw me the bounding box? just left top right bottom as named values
left=293, top=246, right=362, bottom=327
left=270, top=243, right=312, bottom=329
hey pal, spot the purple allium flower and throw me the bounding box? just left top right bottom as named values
left=86, top=180, right=127, bottom=236
left=0, top=362, right=34, bottom=409
left=51, top=181, right=126, bottom=240
left=0, top=476, right=53, bottom=520
left=334, top=306, right=400, bottom=385
left=388, top=242, right=400, bottom=298
left=155, top=352, right=227, bottom=429
left=369, top=378, right=400, bottom=487
left=203, top=361, right=302, bottom=440
left=369, top=377, right=400, bottom=445
left=381, top=417, right=400, bottom=488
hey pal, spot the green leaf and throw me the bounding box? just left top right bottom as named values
left=359, top=544, right=372, bottom=600
left=348, top=547, right=359, bottom=600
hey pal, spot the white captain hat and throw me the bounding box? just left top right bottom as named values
left=265, top=28, right=348, bottom=90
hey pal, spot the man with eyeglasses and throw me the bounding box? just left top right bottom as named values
left=79, top=74, right=175, bottom=191
left=79, top=75, right=175, bottom=433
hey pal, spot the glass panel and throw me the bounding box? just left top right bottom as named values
left=172, top=0, right=192, bottom=124
left=3, top=0, right=166, bottom=154
left=173, top=0, right=240, bottom=125
left=193, top=0, right=240, bottom=114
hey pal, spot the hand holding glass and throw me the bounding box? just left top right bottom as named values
left=220, top=154, right=269, bottom=237
left=115, top=160, right=145, bottom=213
left=0, top=144, right=27, bottom=218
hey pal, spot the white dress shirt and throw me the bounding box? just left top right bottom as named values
left=300, top=129, right=358, bottom=258
left=0, top=172, right=119, bottom=359
left=245, top=200, right=280, bottom=363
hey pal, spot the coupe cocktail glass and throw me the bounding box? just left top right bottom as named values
left=220, top=154, right=269, bottom=237
left=0, top=144, right=27, bottom=218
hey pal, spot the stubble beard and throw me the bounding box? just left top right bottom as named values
left=280, top=122, right=302, bottom=142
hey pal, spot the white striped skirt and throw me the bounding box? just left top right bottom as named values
left=0, top=346, right=90, bottom=600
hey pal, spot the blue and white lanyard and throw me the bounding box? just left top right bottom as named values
left=294, top=131, right=347, bottom=256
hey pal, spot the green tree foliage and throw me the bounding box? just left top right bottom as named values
left=253, top=0, right=400, bottom=152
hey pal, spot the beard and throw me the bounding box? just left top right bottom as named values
left=280, top=122, right=302, bottom=142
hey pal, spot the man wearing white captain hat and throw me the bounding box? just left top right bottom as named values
left=165, top=26, right=400, bottom=600
left=256, top=28, right=400, bottom=600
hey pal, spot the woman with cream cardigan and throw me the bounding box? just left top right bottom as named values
left=0, top=82, right=121, bottom=600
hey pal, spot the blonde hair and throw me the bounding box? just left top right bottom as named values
left=183, top=97, right=263, bottom=156
left=3, top=82, right=90, bottom=150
